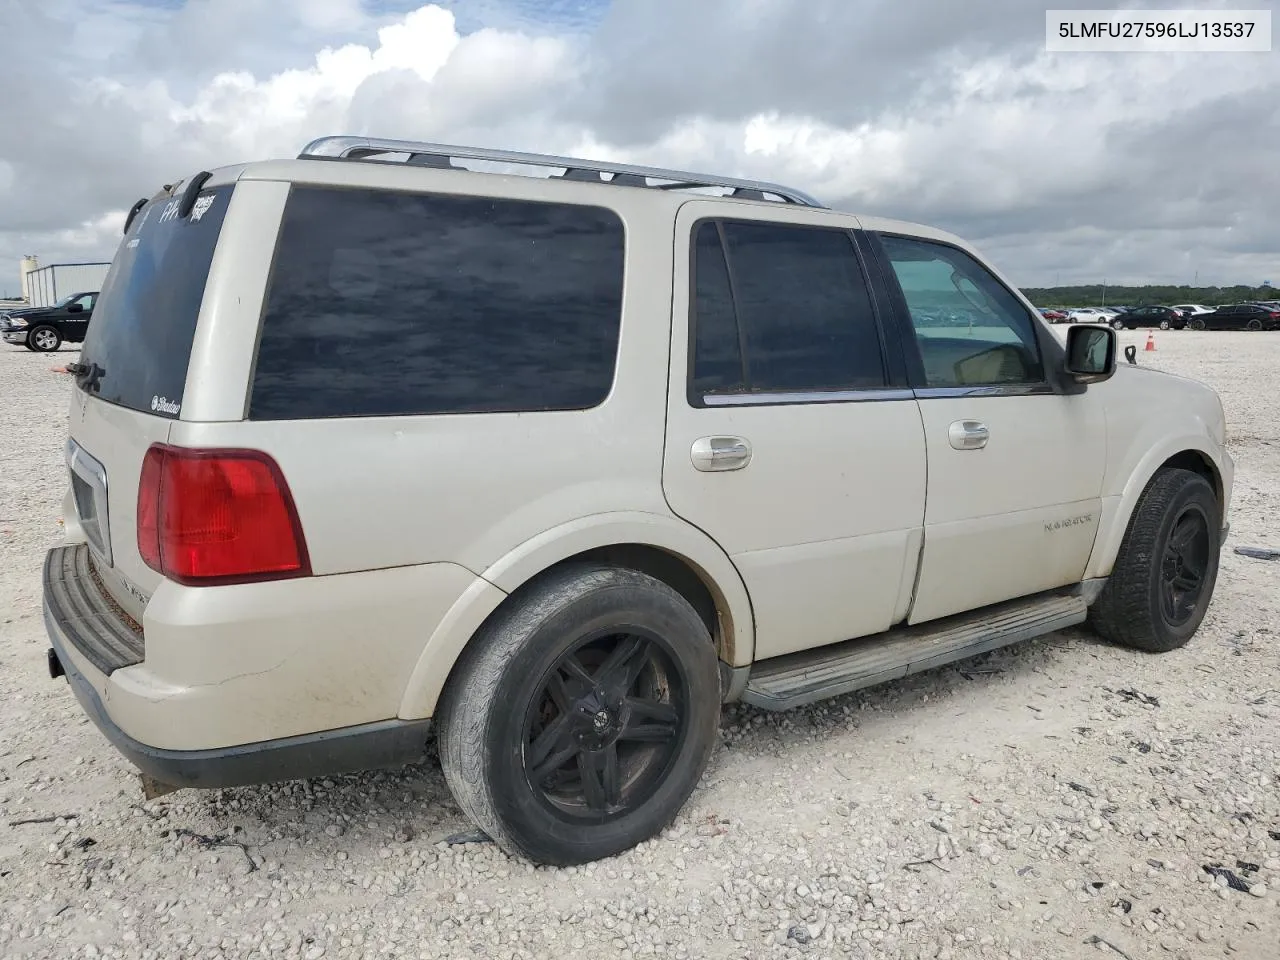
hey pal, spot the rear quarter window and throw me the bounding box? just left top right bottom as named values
left=248, top=185, right=627, bottom=420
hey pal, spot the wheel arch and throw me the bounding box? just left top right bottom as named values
left=396, top=512, right=755, bottom=720
left=1159, top=449, right=1223, bottom=513
left=1085, top=442, right=1225, bottom=580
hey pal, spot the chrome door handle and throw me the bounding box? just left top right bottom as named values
left=948, top=420, right=989, bottom=450
left=691, top=436, right=752, bottom=472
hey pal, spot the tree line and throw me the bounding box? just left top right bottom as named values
left=1021, top=284, right=1277, bottom=308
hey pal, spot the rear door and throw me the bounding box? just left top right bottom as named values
left=66, top=180, right=238, bottom=621
left=865, top=229, right=1106, bottom=625
left=662, top=202, right=927, bottom=660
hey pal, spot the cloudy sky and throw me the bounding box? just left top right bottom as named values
left=1, top=0, right=1277, bottom=295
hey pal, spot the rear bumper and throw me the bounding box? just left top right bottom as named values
left=41, top=543, right=482, bottom=782
left=46, top=622, right=431, bottom=788
left=44, top=544, right=144, bottom=675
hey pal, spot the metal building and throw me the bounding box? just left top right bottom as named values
left=19, top=259, right=111, bottom=307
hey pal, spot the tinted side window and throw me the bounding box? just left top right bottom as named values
left=878, top=234, right=1045, bottom=388
left=250, top=187, right=626, bottom=420
left=690, top=219, right=887, bottom=399
left=690, top=222, right=744, bottom=396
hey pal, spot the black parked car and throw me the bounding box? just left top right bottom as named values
left=1107, top=305, right=1187, bottom=330
left=1187, top=303, right=1280, bottom=331
left=0, top=291, right=97, bottom=352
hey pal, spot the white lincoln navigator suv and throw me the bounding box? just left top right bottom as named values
left=43, top=136, right=1233, bottom=866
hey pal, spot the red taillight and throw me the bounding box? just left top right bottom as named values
left=137, top=446, right=164, bottom=571
left=136, top=445, right=310, bottom=586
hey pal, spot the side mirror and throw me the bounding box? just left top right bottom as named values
left=1064, top=324, right=1116, bottom=383
left=67, top=303, right=84, bottom=314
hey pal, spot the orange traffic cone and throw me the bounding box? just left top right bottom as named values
left=1145, top=333, right=1156, bottom=352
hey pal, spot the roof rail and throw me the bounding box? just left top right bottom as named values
left=297, top=136, right=826, bottom=208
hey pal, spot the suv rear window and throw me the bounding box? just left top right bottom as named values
left=79, top=185, right=234, bottom=418
left=248, top=185, right=626, bottom=420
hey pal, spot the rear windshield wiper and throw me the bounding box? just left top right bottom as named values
left=65, top=361, right=105, bottom=392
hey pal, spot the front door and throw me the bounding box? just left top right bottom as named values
left=64, top=293, right=95, bottom=341
left=867, top=230, right=1107, bottom=625
left=662, top=202, right=928, bottom=660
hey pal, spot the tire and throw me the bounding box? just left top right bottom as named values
left=1088, top=468, right=1220, bottom=653
left=1189, top=318, right=1206, bottom=331
left=437, top=563, right=721, bottom=866
left=1159, top=320, right=1170, bottom=330
left=28, top=326, right=61, bottom=352
left=1111, top=319, right=1125, bottom=330
left=1246, top=319, right=1262, bottom=331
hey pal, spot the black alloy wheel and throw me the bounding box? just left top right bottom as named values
left=1088, top=467, right=1221, bottom=653
left=437, top=564, right=721, bottom=866
left=522, top=628, right=688, bottom=821
left=1158, top=505, right=1212, bottom=629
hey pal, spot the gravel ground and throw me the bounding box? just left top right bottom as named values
left=1, top=331, right=1278, bottom=960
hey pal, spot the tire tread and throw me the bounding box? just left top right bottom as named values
left=1088, top=467, right=1217, bottom=653
left=437, top=563, right=714, bottom=862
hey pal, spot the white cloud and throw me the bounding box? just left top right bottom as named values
left=88, top=4, right=473, bottom=162
left=53, top=211, right=127, bottom=249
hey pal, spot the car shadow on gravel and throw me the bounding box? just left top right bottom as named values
left=716, top=627, right=1087, bottom=755
left=165, top=749, right=478, bottom=851
left=160, top=624, right=1164, bottom=854
left=164, top=629, right=1080, bottom=839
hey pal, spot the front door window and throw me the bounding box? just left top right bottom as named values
left=878, top=235, right=1045, bottom=388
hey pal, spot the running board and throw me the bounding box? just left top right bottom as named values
left=742, top=591, right=1089, bottom=711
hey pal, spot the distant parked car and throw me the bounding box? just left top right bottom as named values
left=1039, top=308, right=1070, bottom=323
left=1171, top=304, right=1213, bottom=317
left=1067, top=307, right=1109, bottom=323
left=1108, top=306, right=1187, bottom=331
left=0, top=291, right=97, bottom=352
left=1188, top=303, right=1280, bottom=331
